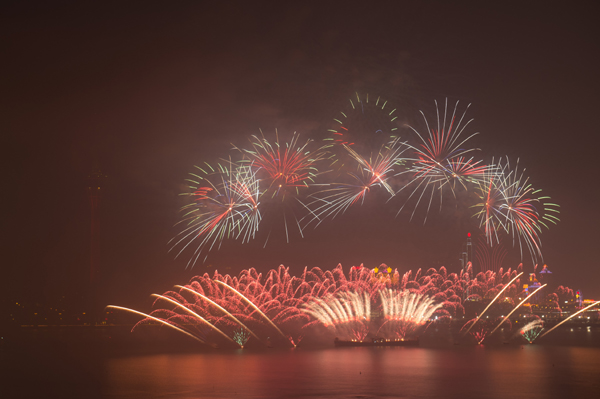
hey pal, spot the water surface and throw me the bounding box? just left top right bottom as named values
left=3, top=326, right=600, bottom=398
left=103, top=344, right=600, bottom=399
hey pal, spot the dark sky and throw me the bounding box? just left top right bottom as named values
left=3, top=1, right=599, bottom=309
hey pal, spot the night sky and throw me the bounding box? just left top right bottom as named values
left=3, top=1, right=599, bottom=312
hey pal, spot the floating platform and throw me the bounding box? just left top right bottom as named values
left=334, top=338, right=419, bottom=347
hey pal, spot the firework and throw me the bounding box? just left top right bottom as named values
left=175, top=284, right=260, bottom=341
left=213, top=279, right=290, bottom=343
left=477, top=158, right=540, bottom=257
left=304, top=138, right=409, bottom=226
left=519, top=317, right=544, bottom=343
left=539, top=301, right=600, bottom=339
left=171, top=96, right=559, bottom=266
left=235, top=130, right=329, bottom=199
left=108, top=263, right=579, bottom=348
left=472, top=157, right=560, bottom=263
left=475, top=236, right=508, bottom=273
left=303, top=291, right=372, bottom=341
left=150, top=293, right=239, bottom=346
left=396, top=99, right=488, bottom=223
left=472, top=162, right=507, bottom=246
left=170, top=163, right=261, bottom=267
left=463, top=271, right=523, bottom=334
left=233, top=130, right=330, bottom=244
left=482, top=284, right=546, bottom=344
left=460, top=317, right=497, bottom=344
left=377, top=289, right=443, bottom=339
left=326, top=93, right=400, bottom=150
left=233, top=328, right=251, bottom=348
left=106, top=305, right=208, bottom=344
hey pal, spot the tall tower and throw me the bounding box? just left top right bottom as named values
left=87, top=167, right=107, bottom=287
left=460, top=232, right=473, bottom=300
left=460, top=232, right=473, bottom=273
left=466, top=232, right=473, bottom=270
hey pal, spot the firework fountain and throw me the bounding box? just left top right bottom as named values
left=303, top=291, right=372, bottom=341
left=377, top=289, right=443, bottom=339
left=480, top=284, right=546, bottom=344
left=106, top=261, right=584, bottom=348
left=519, top=317, right=544, bottom=344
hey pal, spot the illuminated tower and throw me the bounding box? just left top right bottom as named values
left=575, top=290, right=583, bottom=307
left=87, top=167, right=107, bottom=286
left=460, top=232, right=473, bottom=301
left=460, top=232, right=473, bottom=273
left=466, top=232, right=473, bottom=269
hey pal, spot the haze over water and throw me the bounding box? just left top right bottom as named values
left=6, top=326, right=598, bottom=399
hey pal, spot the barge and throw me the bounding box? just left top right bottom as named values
left=334, top=337, right=419, bottom=347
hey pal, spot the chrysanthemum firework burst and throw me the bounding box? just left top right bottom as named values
left=305, top=138, right=408, bottom=225
left=232, top=130, right=331, bottom=244
left=472, top=159, right=507, bottom=243
left=326, top=92, right=400, bottom=149
left=472, top=157, right=560, bottom=263
left=397, top=99, right=488, bottom=222
left=236, top=130, right=329, bottom=200
left=170, top=163, right=261, bottom=267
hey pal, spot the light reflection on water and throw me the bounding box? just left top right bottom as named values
left=105, top=345, right=600, bottom=399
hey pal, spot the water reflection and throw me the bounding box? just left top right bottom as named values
left=105, top=345, right=600, bottom=399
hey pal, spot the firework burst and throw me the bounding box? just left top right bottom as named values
left=397, top=99, right=488, bottom=222
left=170, top=163, right=261, bottom=267
left=233, top=130, right=331, bottom=244
left=472, top=157, right=560, bottom=263
left=171, top=96, right=559, bottom=268
left=236, top=130, right=329, bottom=200
left=305, top=138, right=409, bottom=226
left=326, top=92, right=400, bottom=150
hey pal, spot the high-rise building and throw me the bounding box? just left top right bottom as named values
left=523, top=273, right=544, bottom=303
left=466, top=232, right=472, bottom=270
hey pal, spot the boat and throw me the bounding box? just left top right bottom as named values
left=334, top=337, right=419, bottom=347
left=333, top=338, right=373, bottom=347
left=373, top=338, right=419, bottom=347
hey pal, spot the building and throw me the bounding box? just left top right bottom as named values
left=537, top=264, right=554, bottom=290
left=460, top=232, right=472, bottom=274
